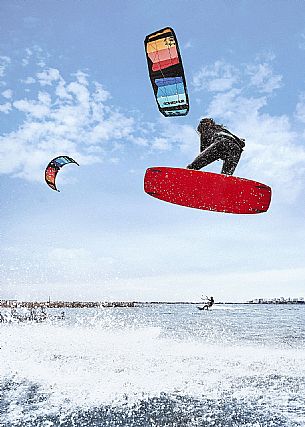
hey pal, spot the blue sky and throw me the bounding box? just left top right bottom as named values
left=1, top=0, right=305, bottom=302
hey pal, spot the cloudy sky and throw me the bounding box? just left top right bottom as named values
left=1, top=0, right=305, bottom=302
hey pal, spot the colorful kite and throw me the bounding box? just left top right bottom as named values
left=144, top=27, right=189, bottom=117
left=45, top=156, right=79, bottom=192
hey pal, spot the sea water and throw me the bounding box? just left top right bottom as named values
left=0, top=304, right=304, bottom=426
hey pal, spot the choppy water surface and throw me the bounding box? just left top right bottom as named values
left=1, top=304, right=305, bottom=426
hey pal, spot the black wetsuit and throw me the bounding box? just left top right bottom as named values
left=203, top=297, right=214, bottom=310
left=187, top=125, right=245, bottom=175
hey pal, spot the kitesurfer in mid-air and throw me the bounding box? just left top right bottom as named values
left=202, top=296, right=214, bottom=310
left=187, top=118, right=245, bottom=175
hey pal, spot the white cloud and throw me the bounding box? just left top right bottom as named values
left=13, top=91, right=51, bottom=119
left=295, top=93, right=305, bottom=123
left=246, top=63, right=282, bottom=93
left=2, top=89, right=12, bottom=99
left=150, top=121, right=198, bottom=155
left=192, top=61, right=239, bottom=92
left=88, top=111, right=135, bottom=143
left=92, top=82, right=110, bottom=102
left=207, top=89, right=267, bottom=122
left=0, top=102, right=11, bottom=113
left=22, top=76, right=36, bottom=84
left=73, top=70, right=89, bottom=86
left=0, top=64, right=157, bottom=182
left=0, top=56, right=10, bottom=79
left=151, top=137, right=171, bottom=151
left=36, top=68, right=61, bottom=86
left=128, top=136, right=149, bottom=147
left=193, top=58, right=282, bottom=95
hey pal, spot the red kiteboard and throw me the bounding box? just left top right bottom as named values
left=144, top=167, right=271, bottom=214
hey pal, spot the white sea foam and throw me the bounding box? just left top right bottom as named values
left=199, top=305, right=244, bottom=310
left=1, top=314, right=304, bottom=424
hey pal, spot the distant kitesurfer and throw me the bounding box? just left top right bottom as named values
left=187, top=118, right=245, bottom=175
left=202, top=296, right=214, bottom=310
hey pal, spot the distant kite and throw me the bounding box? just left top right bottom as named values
left=45, top=156, right=79, bottom=191
left=144, top=27, right=189, bottom=117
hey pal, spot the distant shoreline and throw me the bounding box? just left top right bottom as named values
left=0, top=300, right=304, bottom=308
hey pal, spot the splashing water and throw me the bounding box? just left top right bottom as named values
left=1, top=304, right=304, bottom=426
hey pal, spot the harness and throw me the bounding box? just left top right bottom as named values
left=216, top=129, right=245, bottom=150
